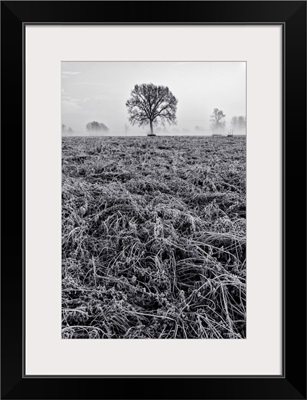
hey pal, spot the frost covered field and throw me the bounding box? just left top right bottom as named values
left=62, top=136, right=246, bottom=339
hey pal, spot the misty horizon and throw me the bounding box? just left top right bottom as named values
left=62, top=61, right=246, bottom=136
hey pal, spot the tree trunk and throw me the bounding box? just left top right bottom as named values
left=150, top=120, right=153, bottom=135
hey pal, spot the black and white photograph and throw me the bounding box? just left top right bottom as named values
left=61, top=61, right=246, bottom=339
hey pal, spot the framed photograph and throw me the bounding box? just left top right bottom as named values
left=1, top=1, right=306, bottom=399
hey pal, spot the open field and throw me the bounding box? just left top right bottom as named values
left=62, top=136, right=246, bottom=339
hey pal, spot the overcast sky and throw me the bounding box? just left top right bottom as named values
left=62, top=61, right=246, bottom=136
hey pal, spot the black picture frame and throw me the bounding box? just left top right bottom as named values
left=1, top=1, right=306, bottom=399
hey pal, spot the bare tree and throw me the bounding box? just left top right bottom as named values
left=210, top=108, right=226, bottom=131
left=126, top=83, right=178, bottom=136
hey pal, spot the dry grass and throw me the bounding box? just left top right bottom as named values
left=62, top=136, right=246, bottom=339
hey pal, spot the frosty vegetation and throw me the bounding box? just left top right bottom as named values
left=62, top=135, right=246, bottom=339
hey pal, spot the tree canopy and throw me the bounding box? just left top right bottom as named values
left=126, top=83, right=178, bottom=136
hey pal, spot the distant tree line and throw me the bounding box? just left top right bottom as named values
left=62, top=124, right=73, bottom=134
left=210, top=109, right=246, bottom=134
left=124, top=83, right=246, bottom=137
left=86, top=121, right=109, bottom=133
left=231, top=116, right=246, bottom=131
